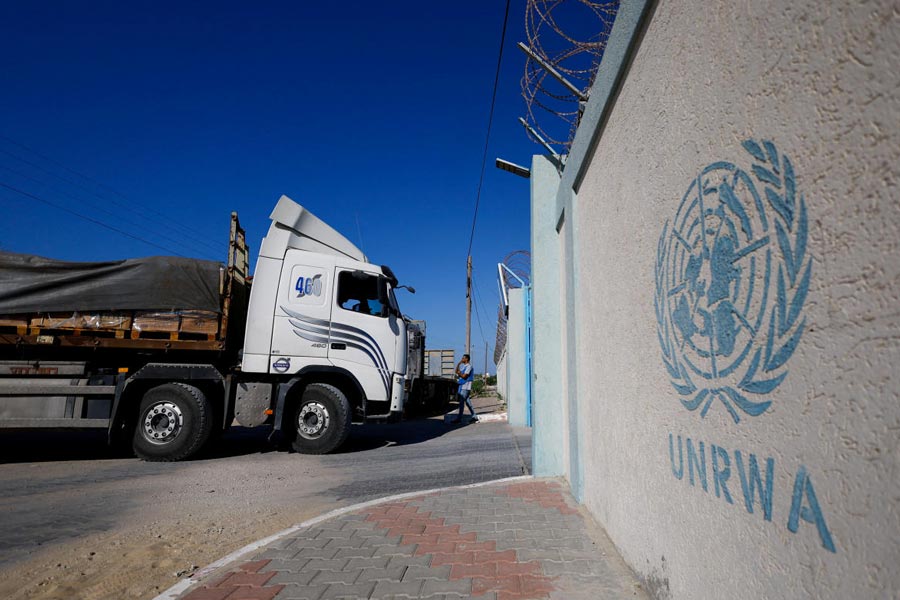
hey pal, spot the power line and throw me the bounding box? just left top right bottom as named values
left=471, top=276, right=490, bottom=346
left=472, top=292, right=487, bottom=347
left=0, top=136, right=224, bottom=253
left=0, top=163, right=219, bottom=260
left=466, top=0, right=512, bottom=257
left=480, top=270, right=502, bottom=303
left=0, top=182, right=188, bottom=257
left=472, top=276, right=494, bottom=326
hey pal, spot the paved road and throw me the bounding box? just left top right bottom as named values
left=0, top=395, right=530, bottom=599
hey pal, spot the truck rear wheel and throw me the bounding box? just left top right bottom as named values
left=132, top=383, right=212, bottom=462
left=291, top=383, right=351, bottom=455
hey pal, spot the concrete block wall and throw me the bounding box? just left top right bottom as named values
left=530, top=0, right=900, bottom=598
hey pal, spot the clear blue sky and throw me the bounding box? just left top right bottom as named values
left=0, top=1, right=539, bottom=371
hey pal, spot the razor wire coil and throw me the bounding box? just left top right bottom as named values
left=494, top=250, right=531, bottom=363
left=521, top=0, right=619, bottom=153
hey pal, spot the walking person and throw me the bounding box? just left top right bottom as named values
left=451, top=354, right=477, bottom=424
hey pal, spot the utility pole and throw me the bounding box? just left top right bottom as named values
left=484, top=341, right=488, bottom=379
left=465, top=255, right=472, bottom=357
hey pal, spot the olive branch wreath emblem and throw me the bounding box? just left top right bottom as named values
left=655, top=139, right=812, bottom=423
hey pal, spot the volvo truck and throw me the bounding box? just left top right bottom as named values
left=0, top=196, right=409, bottom=460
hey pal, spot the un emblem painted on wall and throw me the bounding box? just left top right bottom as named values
left=655, top=140, right=812, bottom=423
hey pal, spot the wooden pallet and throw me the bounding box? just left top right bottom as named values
left=0, top=331, right=224, bottom=352
left=133, top=310, right=219, bottom=340
left=0, top=311, right=221, bottom=344
left=29, top=312, right=132, bottom=331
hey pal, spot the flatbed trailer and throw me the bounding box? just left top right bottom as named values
left=0, top=213, right=249, bottom=441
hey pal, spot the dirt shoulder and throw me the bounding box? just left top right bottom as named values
left=0, top=502, right=330, bottom=600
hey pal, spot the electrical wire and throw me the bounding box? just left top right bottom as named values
left=466, top=0, right=512, bottom=258
left=0, top=149, right=224, bottom=257
left=472, top=276, right=495, bottom=328
left=0, top=164, right=219, bottom=261
left=0, top=182, right=188, bottom=256
left=471, top=276, right=491, bottom=348
left=0, top=136, right=224, bottom=254
left=472, top=289, right=487, bottom=347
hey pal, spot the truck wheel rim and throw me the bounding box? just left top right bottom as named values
left=297, top=402, right=330, bottom=439
left=142, top=401, right=183, bottom=445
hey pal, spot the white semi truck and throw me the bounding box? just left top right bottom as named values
left=0, top=196, right=411, bottom=460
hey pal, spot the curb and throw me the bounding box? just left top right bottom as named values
left=441, top=412, right=507, bottom=424
left=153, top=474, right=533, bottom=600
left=474, top=411, right=507, bottom=423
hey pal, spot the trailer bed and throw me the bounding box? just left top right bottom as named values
left=0, top=213, right=249, bottom=354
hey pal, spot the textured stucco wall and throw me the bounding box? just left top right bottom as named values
left=506, top=288, right=528, bottom=427
left=542, top=0, right=900, bottom=598
left=531, top=155, right=566, bottom=475
left=496, top=350, right=508, bottom=402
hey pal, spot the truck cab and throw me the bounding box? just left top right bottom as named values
left=237, top=196, right=408, bottom=452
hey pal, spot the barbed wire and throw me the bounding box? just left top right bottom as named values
left=521, top=0, right=619, bottom=153
left=494, top=250, right=532, bottom=363
left=501, top=250, right=532, bottom=288
left=494, top=305, right=509, bottom=364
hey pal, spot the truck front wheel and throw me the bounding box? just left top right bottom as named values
left=291, top=383, right=351, bottom=455
left=132, top=383, right=213, bottom=462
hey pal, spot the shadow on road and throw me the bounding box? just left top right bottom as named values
left=0, top=411, right=464, bottom=463
left=334, top=416, right=458, bottom=453
left=0, top=427, right=272, bottom=464
left=0, top=429, right=119, bottom=464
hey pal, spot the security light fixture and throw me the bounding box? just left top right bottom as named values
left=495, top=158, right=531, bottom=179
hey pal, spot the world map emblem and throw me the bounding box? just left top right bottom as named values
left=655, top=140, right=812, bottom=423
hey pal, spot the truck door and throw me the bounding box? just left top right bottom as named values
left=269, top=250, right=333, bottom=373
left=329, top=268, right=399, bottom=402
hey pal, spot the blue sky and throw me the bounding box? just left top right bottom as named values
left=0, top=1, right=540, bottom=371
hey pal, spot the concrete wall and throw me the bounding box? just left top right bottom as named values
left=505, top=288, right=528, bottom=427
left=531, top=0, right=900, bottom=598
left=496, top=348, right=508, bottom=403
left=531, top=155, right=565, bottom=475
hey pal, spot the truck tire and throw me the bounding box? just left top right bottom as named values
left=290, top=383, right=351, bottom=455
left=132, top=383, right=213, bottom=462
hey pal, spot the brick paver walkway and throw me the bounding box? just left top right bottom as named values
left=172, top=478, right=646, bottom=600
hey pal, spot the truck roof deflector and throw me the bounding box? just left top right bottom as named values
left=262, top=195, right=367, bottom=262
